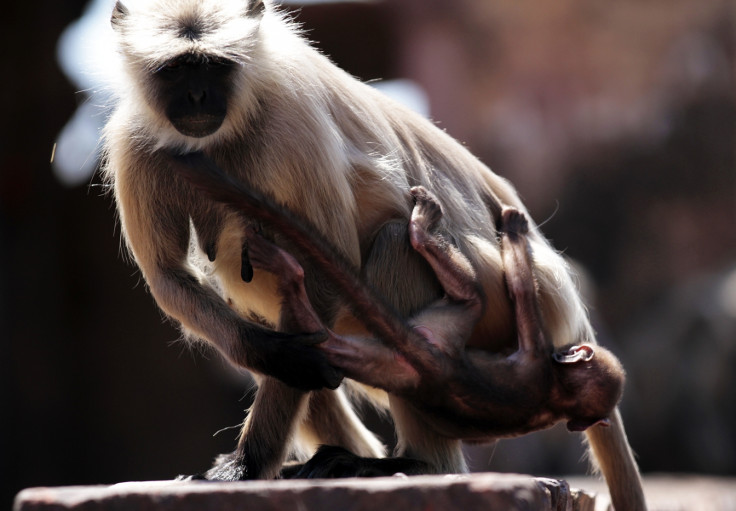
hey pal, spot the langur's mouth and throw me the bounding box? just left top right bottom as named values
left=172, top=115, right=225, bottom=138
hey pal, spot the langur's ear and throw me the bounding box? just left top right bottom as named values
left=567, top=417, right=611, bottom=432
left=248, top=0, right=266, bottom=17
left=553, top=344, right=594, bottom=364
left=111, top=1, right=129, bottom=29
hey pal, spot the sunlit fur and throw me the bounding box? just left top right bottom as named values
left=101, top=1, right=645, bottom=509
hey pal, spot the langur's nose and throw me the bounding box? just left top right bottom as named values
left=189, top=89, right=206, bottom=105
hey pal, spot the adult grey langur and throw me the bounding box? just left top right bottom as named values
left=102, top=1, right=646, bottom=509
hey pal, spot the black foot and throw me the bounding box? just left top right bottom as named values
left=500, top=207, right=529, bottom=237
left=287, top=445, right=430, bottom=479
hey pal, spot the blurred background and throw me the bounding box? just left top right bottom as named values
left=2, top=0, right=734, bottom=508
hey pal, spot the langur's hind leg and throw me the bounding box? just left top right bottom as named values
left=499, top=207, right=551, bottom=355
left=409, top=186, right=484, bottom=325
left=296, top=388, right=386, bottom=459
left=409, top=188, right=475, bottom=299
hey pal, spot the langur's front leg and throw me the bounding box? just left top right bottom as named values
left=203, top=376, right=310, bottom=480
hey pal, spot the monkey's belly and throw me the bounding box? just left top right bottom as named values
left=220, top=268, right=283, bottom=326
left=207, top=216, right=284, bottom=325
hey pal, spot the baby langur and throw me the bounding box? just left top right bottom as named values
left=392, top=189, right=624, bottom=436
left=234, top=185, right=625, bottom=443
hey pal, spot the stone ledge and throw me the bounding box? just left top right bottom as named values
left=14, top=473, right=597, bottom=511
left=14, top=473, right=736, bottom=511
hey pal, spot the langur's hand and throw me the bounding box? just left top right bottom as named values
left=237, top=228, right=344, bottom=390
left=245, top=325, right=344, bottom=390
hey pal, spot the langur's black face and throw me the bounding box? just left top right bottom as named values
left=153, top=53, right=235, bottom=138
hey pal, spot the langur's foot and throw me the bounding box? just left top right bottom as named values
left=250, top=327, right=341, bottom=390
left=500, top=207, right=529, bottom=237
left=201, top=451, right=251, bottom=481
left=410, top=186, right=443, bottom=229
left=409, top=186, right=444, bottom=251
left=289, top=445, right=430, bottom=479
